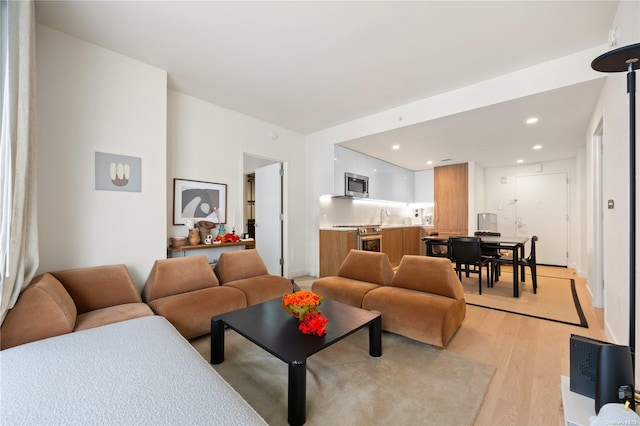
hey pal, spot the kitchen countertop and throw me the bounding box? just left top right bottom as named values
left=320, top=224, right=434, bottom=231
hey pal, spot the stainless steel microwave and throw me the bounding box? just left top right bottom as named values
left=345, top=172, right=369, bottom=198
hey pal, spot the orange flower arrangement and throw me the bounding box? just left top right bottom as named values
left=282, top=290, right=328, bottom=336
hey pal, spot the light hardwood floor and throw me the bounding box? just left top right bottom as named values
left=446, top=265, right=606, bottom=425
left=296, top=266, right=606, bottom=425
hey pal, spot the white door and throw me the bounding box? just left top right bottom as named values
left=515, top=173, right=568, bottom=266
left=255, top=162, right=283, bottom=275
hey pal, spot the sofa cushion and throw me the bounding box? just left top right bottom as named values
left=312, top=276, right=380, bottom=308
left=74, top=303, right=154, bottom=332
left=51, top=264, right=142, bottom=314
left=0, top=273, right=77, bottom=350
left=147, top=286, right=247, bottom=339
left=362, top=286, right=466, bottom=349
left=336, top=250, right=395, bottom=286
left=214, top=249, right=269, bottom=284
left=390, top=255, right=464, bottom=300
left=143, top=255, right=219, bottom=302
left=222, top=275, right=293, bottom=306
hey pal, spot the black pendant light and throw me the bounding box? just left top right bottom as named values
left=591, top=42, right=640, bottom=362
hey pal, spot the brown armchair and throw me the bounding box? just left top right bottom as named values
left=143, top=255, right=246, bottom=339
left=214, top=249, right=293, bottom=306
left=363, top=255, right=466, bottom=348
left=312, top=250, right=394, bottom=308
left=1, top=264, right=154, bottom=350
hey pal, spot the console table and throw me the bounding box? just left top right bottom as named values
left=167, top=240, right=255, bottom=266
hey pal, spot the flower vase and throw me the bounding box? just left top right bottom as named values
left=188, top=229, right=201, bottom=245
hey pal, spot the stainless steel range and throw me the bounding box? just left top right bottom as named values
left=333, top=225, right=382, bottom=252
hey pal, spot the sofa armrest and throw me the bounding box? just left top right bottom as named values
left=0, top=273, right=77, bottom=350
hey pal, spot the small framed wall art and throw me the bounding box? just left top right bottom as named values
left=173, top=178, right=227, bottom=225
left=95, top=152, right=141, bottom=192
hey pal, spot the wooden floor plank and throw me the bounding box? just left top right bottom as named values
left=446, top=265, right=607, bottom=425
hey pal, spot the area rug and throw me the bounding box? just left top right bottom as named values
left=191, top=329, right=495, bottom=426
left=460, top=270, right=588, bottom=328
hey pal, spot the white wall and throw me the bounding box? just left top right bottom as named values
left=585, top=0, right=640, bottom=352
left=167, top=91, right=308, bottom=277
left=36, top=25, right=167, bottom=289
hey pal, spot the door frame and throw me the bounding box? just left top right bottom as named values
left=242, top=153, right=289, bottom=277
left=591, top=119, right=604, bottom=308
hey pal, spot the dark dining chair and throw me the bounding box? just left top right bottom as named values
left=449, top=237, right=491, bottom=294
left=490, top=235, right=538, bottom=294
left=475, top=231, right=502, bottom=282
left=425, top=232, right=449, bottom=258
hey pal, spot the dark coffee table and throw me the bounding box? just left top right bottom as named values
left=210, top=298, right=382, bottom=426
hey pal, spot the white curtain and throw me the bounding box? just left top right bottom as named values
left=0, top=0, right=39, bottom=324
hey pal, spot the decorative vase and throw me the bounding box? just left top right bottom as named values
left=188, top=229, right=201, bottom=245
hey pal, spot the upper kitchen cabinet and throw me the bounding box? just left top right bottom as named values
left=333, top=146, right=358, bottom=196
left=433, top=163, right=468, bottom=235
left=334, top=145, right=414, bottom=202
left=414, top=170, right=434, bottom=203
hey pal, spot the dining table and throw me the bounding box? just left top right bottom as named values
left=421, top=235, right=530, bottom=297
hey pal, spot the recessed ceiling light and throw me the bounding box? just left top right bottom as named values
left=426, top=161, right=433, bottom=165
left=526, top=117, right=539, bottom=125
left=517, top=159, right=524, bottom=163
left=392, top=145, right=400, bottom=150
left=533, top=145, right=542, bottom=150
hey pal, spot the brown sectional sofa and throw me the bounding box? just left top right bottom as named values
left=312, top=250, right=466, bottom=349
left=0, top=264, right=154, bottom=350
left=1, top=249, right=294, bottom=349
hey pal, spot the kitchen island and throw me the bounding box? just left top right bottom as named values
left=319, top=225, right=434, bottom=277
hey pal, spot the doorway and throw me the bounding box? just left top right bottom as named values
left=515, top=173, right=569, bottom=266
left=243, top=154, right=286, bottom=276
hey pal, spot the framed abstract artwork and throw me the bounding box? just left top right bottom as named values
left=173, top=178, right=227, bottom=225
left=95, top=152, right=141, bottom=192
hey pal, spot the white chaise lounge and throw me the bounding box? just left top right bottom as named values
left=0, top=315, right=266, bottom=425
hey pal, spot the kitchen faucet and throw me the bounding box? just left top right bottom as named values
left=380, top=208, right=389, bottom=225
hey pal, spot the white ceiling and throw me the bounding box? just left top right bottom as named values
left=35, top=1, right=619, bottom=170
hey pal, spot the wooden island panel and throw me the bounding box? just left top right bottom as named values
left=381, top=228, right=404, bottom=268
left=319, top=230, right=357, bottom=277
left=403, top=227, right=422, bottom=256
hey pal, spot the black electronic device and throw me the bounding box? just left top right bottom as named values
left=570, top=334, right=611, bottom=398
left=595, top=344, right=634, bottom=414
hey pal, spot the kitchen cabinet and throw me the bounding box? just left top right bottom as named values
left=433, top=163, right=468, bottom=235
left=414, top=169, right=434, bottom=203
left=403, top=227, right=422, bottom=256
left=333, top=146, right=358, bottom=196
left=319, top=229, right=357, bottom=277
left=381, top=228, right=404, bottom=268
left=333, top=146, right=414, bottom=202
